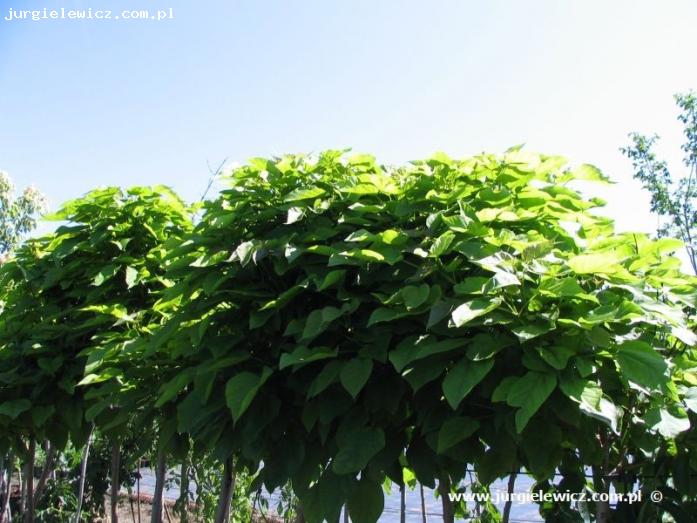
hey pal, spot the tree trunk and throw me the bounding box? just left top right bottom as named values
left=136, top=458, right=141, bottom=523
left=0, top=452, right=14, bottom=523
left=438, top=474, right=454, bottom=523
left=502, top=472, right=517, bottom=523
left=22, top=440, right=35, bottom=523
left=75, top=425, right=95, bottom=523
left=593, top=465, right=610, bottom=523
left=213, top=457, right=234, bottom=523
left=18, top=468, right=24, bottom=518
left=419, top=483, right=427, bottom=523
left=129, top=493, right=136, bottom=523
left=177, top=459, right=190, bottom=523
left=400, top=482, right=406, bottom=523
left=343, top=503, right=349, bottom=523
left=150, top=450, right=167, bottom=523
left=0, top=456, right=4, bottom=505
left=34, top=442, right=57, bottom=509
left=111, top=441, right=121, bottom=523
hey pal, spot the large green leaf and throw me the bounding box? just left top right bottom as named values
left=511, top=321, right=555, bottom=342
left=284, top=187, right=326, bottom=202
left=340, top=358, right=373, bottom=398
left=333, top=428, right=385, bottom=474
left=536, top=345, right=575, bottom=370
left=646, top=406, right=691, bottom=438
left=567, top=163, right=610, bottom=183
left=347, top=477, right=384, bottom=523
left=466, top=333, right=513, bottom=361
left=430, top=231, right=455, bottom=257
left=367, top=307, right=410, bottom=326
left=307, top=361, right=343, bottom=398
left=390, top=335, right=468, bottom=372
left=402, top=284, right=430, bottom=309
left=567, top=252, right=620, bottom=274
left=451, top=297, right=501, bottom=327
left=442, top=358, right=495, bottom=409
left=302, top=307, right=343, bottom=340
left=316, top=270, right=346, bottom=291
left=279, top=346, right=338, bottom=370
left=156, top=368, right=195, bottom=407
left=437, top=416, right=480, bottom=453
left=123, top=266, right=138, bottom=289
left=506, top=372, right=557, bottom=433
left=225, top=368, right=272, bottom=422
left=0, top=399, right=31, bottom=419
left=538, top=277, right=598, bottom=303
left=616, top=340, right=668, bottom=390
left=559, top=376, right=620, bottom=432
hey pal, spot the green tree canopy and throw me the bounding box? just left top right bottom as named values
left=622, top=91, right=697, bottom=274
left=0, top=186, right=193, bottom=453
left=1, top=151, right=695, bottom=522
left=142, top=149, right=697, bottom=522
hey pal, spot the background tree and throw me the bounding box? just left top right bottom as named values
left=0, top=171, right=46, bottom=257
left=622, top=91, right=697, bottom=274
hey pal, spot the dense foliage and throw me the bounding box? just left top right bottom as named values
left=0, top=150, right=696, bottom=522
left=0, top=186, right=193, bottom=519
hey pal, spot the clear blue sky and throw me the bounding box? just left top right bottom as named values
left=2, top=0, right=697, bottom=235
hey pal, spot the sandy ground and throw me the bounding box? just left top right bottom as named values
left=103, top=495, right=282, bottom=523
left=89, top=498, right=192, bottom=523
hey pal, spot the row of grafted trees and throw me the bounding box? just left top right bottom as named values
left=1, top=151, right=696, bottom=523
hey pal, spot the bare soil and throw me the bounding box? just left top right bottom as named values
left=103, top=495, right=202, bottom=522
left=103, top=494, right=283, bottom=523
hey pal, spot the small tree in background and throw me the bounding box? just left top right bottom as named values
left=0, top=171, right=47, bottom=257
left=622, top=91, right=697, bottom=274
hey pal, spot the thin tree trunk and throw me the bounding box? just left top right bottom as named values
left=343, top=503, right=349, bottom=523
left=111, top=441, right=121, bottom=523
left=18, top=468, right=24, bottom=518
left=136, top=458, right=141, bottom=523
left=0, top=453, right=14, bottom=523
left=129, top=492, right=136, bottom=523
left=34, top=442, right=57, bottom=508
left=0, top=456, right=4, bottom=503
left=438, top=474, right=454, bottom=523
left=502, top=472, right=517, bottom=523
left=593, top=465, right=610, bottom=523
left=419, top=483, right=427, bottom=523
left=22, top=440, right=35, bottom=523
left=178, top=459, right=190, bottom=523
left=75, top=425, right=95, bottom=523
left=213, top=457, right=234, bottom=523
left=150, top=450, right=167, bottom=523
left=400, top=482, right=406, bottom=523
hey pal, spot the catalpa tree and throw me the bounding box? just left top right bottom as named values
left=141, top=149, right=697, bottom=523
left=0, top=186, right=193, bottom=521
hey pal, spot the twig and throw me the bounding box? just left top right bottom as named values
left=201, top=158, right=228, bottom=202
